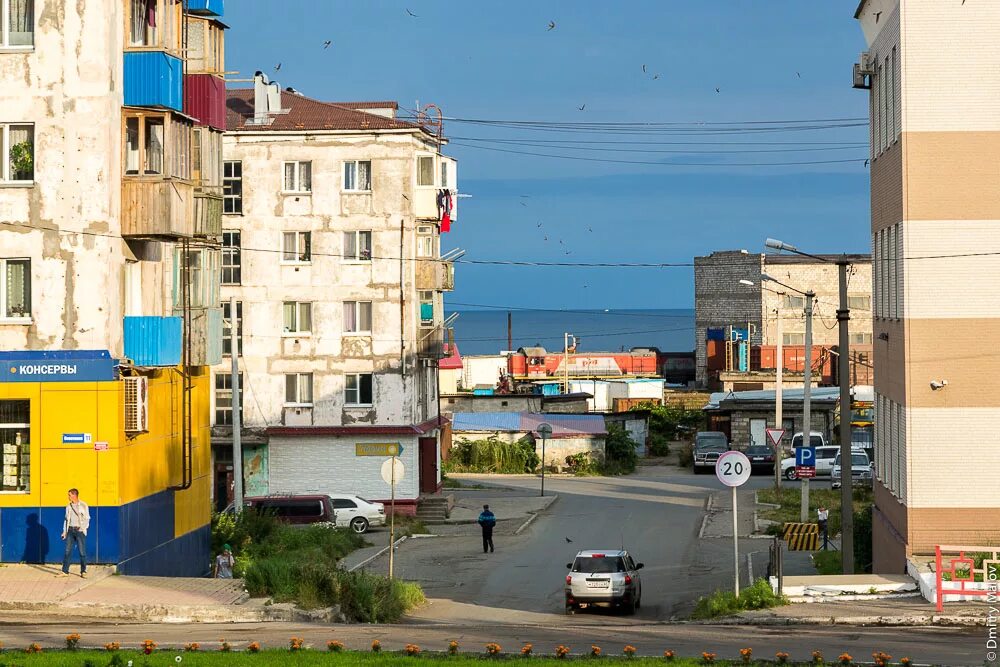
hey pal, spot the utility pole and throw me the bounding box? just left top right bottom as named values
left=837, top=261, right=854, bottom=574
left=775, top=305, right=783, bottom=491
left=800, top=291, right=815, bottom=523
left=563, top=332, right=571, bottom=394
left=229, top=296, right=243, bottom=514
left=507, top=312, right=512, bottom=351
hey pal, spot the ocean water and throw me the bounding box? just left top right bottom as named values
left=445, top=308, right=695, bottom=356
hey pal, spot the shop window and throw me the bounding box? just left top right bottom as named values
left=0, top=400, right=30, bottom=492
left=345, top=373, right=373, bottom=406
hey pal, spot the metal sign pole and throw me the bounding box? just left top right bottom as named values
left=733, top=484, right=740, bottom=597
left=389, top=455, right=396, bottom=579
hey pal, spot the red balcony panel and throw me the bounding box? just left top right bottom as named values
left=184, top=74, right=226, bottom=130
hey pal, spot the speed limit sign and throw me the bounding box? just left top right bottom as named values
left=716, top=450, right=752, bottom=487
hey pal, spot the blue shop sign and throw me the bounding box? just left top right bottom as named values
left=0, top=350, right=116, bottom=383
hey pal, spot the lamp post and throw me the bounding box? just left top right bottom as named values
left=766, top=238, right=853, bottom=574
left=537, top=422, right=552, bottom=497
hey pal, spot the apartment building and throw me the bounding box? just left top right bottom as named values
left=853, top=1, right=1000, bottom=571
left=694, top=250, right=873, bottom=391
left=0, top=0, right=225, bottom=575
left=214, top=82, right=457, bottom=514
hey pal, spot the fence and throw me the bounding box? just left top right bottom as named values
left=934, top=545, right=1000, bottom=612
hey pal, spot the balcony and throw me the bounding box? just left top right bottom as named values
left=415, top=260, right=454, bottom=292
left=187, top=0, right=224, bottom=16
left=184, top=74, right=226, bottom=129
left=417, top=327, right=447, bottom=360
left=193, top=192, right=222, bottom=238
left=124, top=316, right=182, bottom=367
left=121, top=179, right=194, bottom=238
left=124, top=52, right=184, bottom=112
left=169, top=307, right=222, bottom=367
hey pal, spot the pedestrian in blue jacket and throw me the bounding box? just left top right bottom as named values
left=477, top=504, right=496, bottom=553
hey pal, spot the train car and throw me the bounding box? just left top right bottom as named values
left=507, top=347, right=659, bottom=381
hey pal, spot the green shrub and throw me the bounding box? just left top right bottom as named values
left=677, top=443, right=694, bottom=467
left=634, top=402, right=705, bottom=441
left=691, top=578, right=787, bottom=619
left=647, top=432, right=671, bottom=457
left=444, top=434, right=539, bottom=473
left=602, top=425, right=638, bottom=475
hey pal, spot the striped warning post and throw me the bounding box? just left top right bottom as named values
left=782, top=523, right=820, bottom=551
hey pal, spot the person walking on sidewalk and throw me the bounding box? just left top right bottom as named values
left=478, top=504, right=496, bottom=553
left=60, top=488, right=90, bottom=578
left=214, top=544, right=235, bottom=578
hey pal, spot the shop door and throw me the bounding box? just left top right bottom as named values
left=418, top=437, right=438, bottom=494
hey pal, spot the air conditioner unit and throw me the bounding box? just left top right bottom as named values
left=858, top=52, right=875, bottom=75
left=124, top=376, right=149, bottom=434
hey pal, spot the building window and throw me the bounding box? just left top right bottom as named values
left=417, top=225, right=434, bottom=258
left=847, top=295, right=871, bottom=311
left=0, top=400, right=29, bottom=492
left=222, top=231, right=241, bottom=285
left=282, top=160, right=311, bottom=193
left=214, top=372, right=243, bottom=426
left=283, top=301, right=312, bottom=334
left=172, top=247, right=220, bottom=309
left=345, top=373, right=373, bottom=406
left=417, top=155, right=435, bottom=186
left=782, top=333, right=805, bottom=346
left=126, top=0, right=182, bottom=52
left=222, top=300, right=242, bottom=356
left=1, top=0, right=34, bottom=47
left=782, top=295, right=805, bottom=310
left=850, top=332, right=873, bottom=345
left=284, top=373, right=313, bottom=406
left=343, top=160, right=372, bottom=192
left=123, top=112, right=191, bottom=180
left=223, top=161, right=243, bottom=214
left=0, top=258, right=30, bottom=320
left=440, top=161, right=449, bottom=189
left=282, top=231, right=311, bottom=263
left=343, top=301, right=372, bottom=333
left=1, top=124, right=33, bottom=183
left=419, top=290, right=434, bottom=326
left=343, top=231, right=372, bottom=261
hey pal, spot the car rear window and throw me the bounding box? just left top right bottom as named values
left=746, top=446, right=771, bottom=455
left=257, top=500, right=323, bottom=518
left=573, top=556, right=626, bottom=573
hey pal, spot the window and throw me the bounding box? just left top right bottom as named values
left=284, top=373, right=313, bottom=406
left=222, top=231, right=241, bottom=284
left=417, top=225, right=434, bottom=258
left=343, top=231, right=372, bottom=261
left=126, top=0, right=182, bottom=52
left=123, top=112, right=191, bottom=180
left=1, top=124, right=33, bottom=183
left=345, top=373, right=373, bottom=406
left=440, top=161, right=449, bottom=189
left=1, top=258, right=30, bottom=320
left=0, top=400, right=29, bottom=492
left=1, top=0, right=33, bottom=47
left=223, top=161, right=243, bottom=214
left=214, top=372, right=243, bottom=426
left=847, top=295, right=871, bottom=311
left=282, top=161, right=311, bottom=193
left=782, top=333, right=805, bottom=346
left=282, top=231, right=311, bottom=263
left=782, top=295, right=805, bottom=310
left=419, top=290, right=434, bottom=326
left=222, top=300, right=242, bottom=356
left=331, top=498, right=357, bottom=510
left=850, top=332, right=873, bottom=345
left=343, top=301, right=372, bottom=333
left=283, top=301, right=312, bottom=334
left=192, top=128, right=221, bottom=189
left=343, top=160, right=372, bottom=191
left=172, top=247, right=220, bottom=309
left=416, top=155, right=435, bottom=186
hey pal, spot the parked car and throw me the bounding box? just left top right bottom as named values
left=564, top=549, right=643, bottom=615
left=790, top=431, right=826, bottom=450
left=328, top=494, right=386, bottom=534
left=744, top=444, right=775, bottom=475
left=831, top=450, right=874, bottom=489
left=693, top=431, right=729, bottom=474
left=242, top=495, right=338, bottom=526
left=780, top=445, right=841, bottom=480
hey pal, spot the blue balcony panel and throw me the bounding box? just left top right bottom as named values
left=124, top=52, right=184, bottom=112
left=187, top=0, right=223, bottom=17
left=124, top=316, right=182, bottom=367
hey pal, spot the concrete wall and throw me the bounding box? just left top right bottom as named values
left=440, top=394, right=542, bottom=415
left=461, top=355, right=507, bottom=390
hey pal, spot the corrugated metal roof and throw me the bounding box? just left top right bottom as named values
left=451, top=412, right=522, bottom=432
left=704, top=387, right=840, bottom=410
left=226, top=88, right=426, bottom=133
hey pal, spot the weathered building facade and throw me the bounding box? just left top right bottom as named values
left=853, top=0, right=1000, bottom=570
left=214, top=84, right=456, bottom=513
left=0, top=0, right=225, bottom=574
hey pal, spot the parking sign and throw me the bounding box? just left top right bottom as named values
left=795, top=447, right=816, bottom=467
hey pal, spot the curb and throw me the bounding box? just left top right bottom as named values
left=700, top=613, right=985, bottom=627
left=0, top=600, right=337, bottom=624
left=515, top=494, right=559, bottom=535
left=347, top=535, right=408, bottom=572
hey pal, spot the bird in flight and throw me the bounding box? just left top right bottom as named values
left=520, top=202, right=527, bottom=207
left=873, top=10, right=882, bottom=22
left=323, top=41, right=332, bottom=49
left=565, top=537, right=572, bottom=543
left=544, top=235, right=548, bottom=241
left=547, top=20, right=556, bottom=31
left=577, top=104, right=586, bottom=111
left=565, top=250, right=572, bottom=255
left=588, top=227, right=593, bottom=232
left=536, top=222, right=542, bottom=228
left=406, top=8, right=418, bottom=17
left=642, top=64, right=646, bottom=73
left=715, top=87, right=721, bottom=93
left=653, top=73, right=660, bottom=80
left=864, top=159, right=870, bottom=167
left=796, top=71, right=801, bottom=78
left=559, top=239, right=564, bottom=245
left=274, top=62, right=282, bottom=71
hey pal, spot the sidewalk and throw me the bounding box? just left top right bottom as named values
left=724, top=597, right=987, bottom=626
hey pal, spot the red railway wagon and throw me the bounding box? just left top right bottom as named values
left=508, top=347, right=659, bottom=380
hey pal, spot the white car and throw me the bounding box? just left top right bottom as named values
left=831, top=451, right=874, bottom=489
left=780, top=445, right=841, bottom=480
left=328, top=495, right=386, bottom=533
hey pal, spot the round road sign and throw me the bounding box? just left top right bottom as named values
left=715, top=450, right=752, bottom=487
left=381, top=458, right=405, bottom=485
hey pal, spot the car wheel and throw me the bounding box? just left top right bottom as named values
left=565, top=605, right=576, bottom=615
left=784, top=467, right=798, bottom=481
left=350, top=517, right=370, bottom=534
left=624, top=598, right=637, bottom=615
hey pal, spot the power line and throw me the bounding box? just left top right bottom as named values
left=450, top=136, right=867, bottom=155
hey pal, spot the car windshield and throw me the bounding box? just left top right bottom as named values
left=573, top=556, right=626, bottom=573
left=696, top=440, right=727, bottom=451
left=792, top=435, right=824, bottom=447
left=746, top=446, right=771, bottom=455
left=835, top=454, right=870, bottom=466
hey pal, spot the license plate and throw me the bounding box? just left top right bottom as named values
left=587, top=580, right=610, bottom=588
left=752, top=457, right=764, bottom=461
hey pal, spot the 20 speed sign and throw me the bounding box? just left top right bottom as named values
left=715, top=450, right=752, bottom=487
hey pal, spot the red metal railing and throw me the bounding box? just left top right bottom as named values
left=935, top=544, right=1000, bottom=612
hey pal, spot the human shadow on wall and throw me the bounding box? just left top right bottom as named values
left=21, top=513, right=50, bottom=564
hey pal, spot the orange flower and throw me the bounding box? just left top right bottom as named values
left=327, top=640, right=345, bottom=653
left=838, top=653, right=853, bottom=666
left=448, top=640, right=459, bottom=655
left=623, top=645, right=637, bottom=657
left=289, top=637, right=304, bottom=652
left=247, top=642, right=261, bottom=653
left=405, top=643, right=421, bottom=656
left=664, top=649, right=676, bottom=661
left=141, top=639, right=157, bottom=655
left=521, top=643, right=534, bottom=656
left=105, top=642, right=121, bottom=652
left=555, top=644, right=570, bottom=658
left=65, top=633, right=81, bottom=650
left=776, top=651, right=791, bottom=664
left=25, top=643, right=42, bottom=654
left=702, top=652, right=717, bottom=664
left=184, top=643, right=199, bottom=652
left=371, top=639, right=382, bottom=653
left=591, top=645, right=602, bottom=656
left=872, top=651, right=892, bottom=667
left=812, top=650, right=824, bottom=664
left=900, top=659, right=912, bottom=667
left=740, top=647, right=753, bottom=663
left=486, top=642, right=502, bottom=656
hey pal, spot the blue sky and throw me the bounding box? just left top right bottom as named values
left=224, top=1, right=870, bottom=309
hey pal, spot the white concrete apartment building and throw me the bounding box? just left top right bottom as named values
left=213, top=82, right=457, bottom=514
left=853, top=0, right=1000, bottom=571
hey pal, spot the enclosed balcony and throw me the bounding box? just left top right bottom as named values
left=417, top=327, right=449, bottom=360
left=186, top=0, right=224, bottom=16
left=124, top=316, right=182, bottom=367
left=123, top=52, right=183, bottom=112
left=415, top=259, right=454, bottom=292
left=193, top=192, right=222, bottom=238
left=173, top=307, right=222, bottom=367
left=121, top=179, right=193, bottom=238
left=184, top=74, right=226, bottom=129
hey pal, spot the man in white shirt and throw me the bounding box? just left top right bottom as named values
left=817, top=506, right=829, bottom=550
left=59, top=488, right=90, bottom=578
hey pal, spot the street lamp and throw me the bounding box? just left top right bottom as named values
left=537, top=422, right=553, bottom=497
left=766, top=238, right=854, bottom=575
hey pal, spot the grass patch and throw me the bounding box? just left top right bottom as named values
left=444, top=435, right=539, bottom=474
left=690, top=577, right=788, bottom=619
left=394, top=516, right=430, bottom=536
left=811, top=549, right=841, bottom=575
left=756, top=486, right=872, bottom=536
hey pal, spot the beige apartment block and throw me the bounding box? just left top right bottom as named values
left=854, top=0, right=1000, bottom=572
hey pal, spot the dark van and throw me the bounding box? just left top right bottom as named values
left=244, top=495, right=337, bottom=526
